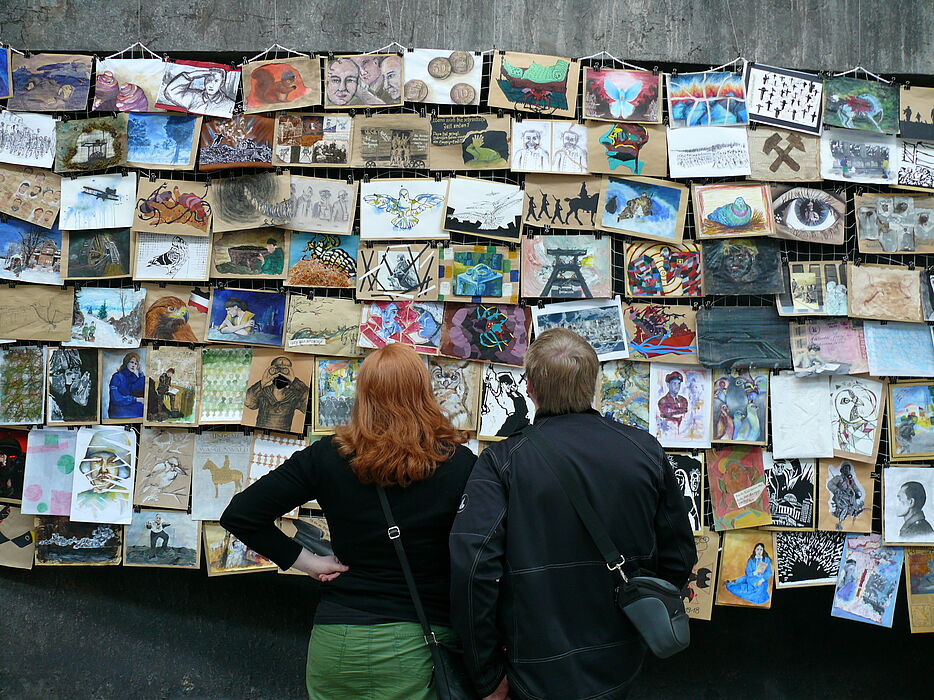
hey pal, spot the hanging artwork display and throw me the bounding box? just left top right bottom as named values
left=350, top=113, right=431, bottom=169
left=132, top=177, right=212, bottom=236
left=273, top=113, right=352, bottom=167
left=863, top=321, right=934, bottom=378
left=715, top=529, right=775, bottom=608
left=701, top=238, right=782, bottom=295
left=854, top=192, right=934, bottom=254
left=288, top=175, right=357, bottom=235
left=60, top=172, right=136, bottom=230
left=766, top=457, right=817, bottom=530
left=155, top=60, right=241, bottom=119
left=143, top=344, right=200, bottom=428
left=667, top=452, right=705, bottom=534
left=0, top=111, right=57, bottom=169
left=817, top=458, right=874, bottom=533
left=889, top=381, right=934, bottom=461
left=0, top=162, right=61, bottom=226
left=207, top=288, right=287, bottom=347
left=198, top=114, right=274, bottom=171
left=323, top=54, right=403, bottom=108
left=20, top=428, right=77, bottom=516
left=789, top=319, right=868, bottom=377
left=99, top=348, right=146, bottom=424
left=648, top=363, right=712, bottom=449
left=597, top=175, right=689, bottom=243
left=667, top=70, right=747, bottom=128
left=623, top=240, right=703, bottom=298
left=444, top=177, right=523, bottom=241
left=770, top=374, right=833, bottom=459
left=776, top=261, right=849, bottom=316
left=0, top=346, right=46, bottom=425
left=520, top=234, right=611, bottom=299
left=203, top=520, right=276, bottom=576
left=429, top=114, right=511, bottom=170
left=46, top=347, right=99, bottom=426
left=710, top=368, right=768, bottom=444
left=829, top=376, right=885, bottom=463
left=692, top=183, right=775, bottom=239
left=356, top=243, right=439, bottom=301
left=241, top=56, right=321, bottom=112
left=0, top=47, right=11, bottom=100
left=905, top=547, right=934, bottom=633
left=66, top=286, right=145, bottom=349
left=133, top=232, right=210, bottom=282
left=0, top=286, right=73, bottom=342
left=93, top=58, right=165, bottom=112
left=312, top=357, right=360, bottom=434
left=895, top=140, right=934, bottom=192
left=820, top=127, right=897, bottom=185
left=599, top=360, right=650, bottom=431
left=62, top=229, right=132, bottom=280
left=666, top=125, right=751, bottom=178
left=211, top=229, right=288, bottom=280
left=0, top=218, right=63, bottom=285
left=899, top=85, right=934, bottom=140
left=54, top=115, right=127, bottom=173
left=0, top=505, right=35, bottom=570
left=358, top=300, right=444, bottom=355
left=773, top=531, right=846, bottom=588
left=428, top=356, right=483, bottom=432
left=847, top=262, right=922, bottom=323
left=438, top=244, right=520, bottom=304
left=747, top=127, right=821, bottom=182
left=286, top=232, right=358, bottom=288
left=586, top=122, right=668, bottom=176
left=123, top=509, right=200, bottom=569
left=241, top=349, right=314, bottom=434
left=134, top=427, right=195, bottom=510
left=883, top=467, right=934, bottom=545
left=8, top=53, right=93, bottom=112
left=532, top=298, right=628, bottom=361
left=190, top=431, right=250, bottom=521
left=199, top=346, right=252, bottom=423
left=0, top=430, right=28, bottom=503
left=510, top=119, right=588, bottom=174
left=69, top=426, right=136, bottom=525
left=831, top=533, right=904, bottom=628
left=360, top=178, right=448, bottom=240
left=744, top=63, right=824, bottom=135
left=478, top=363, right=534, bottom=441
left=706, top=445, right=771, bottom=531
left=522, top=175, right=600, bottom=231
left=125, top=112, right=201, bottom=170
left=33, top=516, right=122, bottom=566
left=403, top=49, right=482, bottom=106
left=284, top=296, right=362, bottom=358
left=823, top=76, right=899, bottom=134
left=211, top=172, right=291, bottom=232
left=622, top=302, right=698, bottom=364
left=684, top=528, right=720, bottom=621
left=488, top=51, right=580, bottom=118
left=441, top=302, right=531, bottom=366
left=696, top=307, right=791, bottom=369
left=583, top=68, right=661, bottom=123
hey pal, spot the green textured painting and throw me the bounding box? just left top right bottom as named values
left=199, top=346, right=252, bottom=424
left=0, top=346, right=46, bottom=425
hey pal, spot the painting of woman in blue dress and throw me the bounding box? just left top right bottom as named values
left=725, top=542, right=773, bottom=605
left=107, top=351, right=146, bottom=419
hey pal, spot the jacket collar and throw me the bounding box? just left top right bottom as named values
left=534, top=408, right=600, bottom=421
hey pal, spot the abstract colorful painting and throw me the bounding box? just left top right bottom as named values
left=313, top=357, right=360, bottom=433
left=0, top=218, right=63, bottom=285
left=284, top=296, right=362, bottom=358
left=711, top=369, right=769, bottom=445
left=323, top=54, right=403, bottom=108
left=532, top=298, right=629, bottom=362
left=706, top=445, right=771, bottom=531
left=624, top=241, right=703, bottom=298
left=478, top=363, right=534, bottom=440
left=60, top=173, right=136, bottom=230
left=824, top=76, right=899, bottom=134
left=440, top=303, right=531, bottom=366
left=598, top=175, right=689, bottom=243
left=521, top=234, right=611, bottom=299
left=0, top=47, right=10, bottom=100
left=0, top=162, right=61, bottom=227
left=358, top=300, right=444, bottom=355
left=583, top=68, right=661, bottom=123
left=488, top=51, right=580, bottom=118
left=93, top=58, right=165, bottom=112
left=693, top=183, right=774, bottom=238
left=771, top=186, right=845, bottom=245
left=69, top=426, right=136, bottom=525
left=647, top=363, right=711, bottom=448
left=21, top=428, right=77, bottom=516
left=286, top=232, right=358, bottom=288
left=8, top=53, right=93, bottom=111
left=273, top=113, right=352, bottom=167
left=599, top=360, right=650, bottom=431
left=831, top=534, right=903, bottom=627
left=207, top=288, right=287, bottom=347
left=586, top=122, right=668, bottom=176
left=124, top=509, right=200, bottom=569
left=667, top=70, right=747, bottom=128
left=242, top=56, right=321, bottom=112
left=622, top=302, right=698, bottom=363
left=360, top=178, right=448, bottom=240
left=715, top=529, right=774, bottom=608
left=438, top=244, right=520, bottom=304
left=199, top=346, right=252, bottom=424
left=198, top=114, right=274, bottom=170
left=403, top=49, right=482, bottom=106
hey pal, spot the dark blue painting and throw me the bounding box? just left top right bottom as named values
left=208, top=288, right=287, bottom=347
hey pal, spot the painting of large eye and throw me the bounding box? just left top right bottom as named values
left=773, top=187, right=844, bottom=233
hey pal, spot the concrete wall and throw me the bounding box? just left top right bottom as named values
left=1, top=0, right=932, bottom=74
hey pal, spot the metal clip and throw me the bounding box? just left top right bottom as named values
left=607, top=558, right=628, bottom=582
left=388, top=525, right=401, bottom=540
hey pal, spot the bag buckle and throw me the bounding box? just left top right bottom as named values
left=388, top=526, right=401, bottom=540
left=425, top=631, right=438, bottom=645
left=607, top=558, right=629, bottom=582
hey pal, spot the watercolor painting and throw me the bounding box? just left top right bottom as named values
left=241, top=350, right=313, bottom=434
left=766, top=458, right=817, bottom=530
left=789, top=319, right=867, bottom=377
left=21, top=428, right=77, bottom=516
left=771, top=186, right=845, bottom=245
left=0, top=111, right=56, bottom=168
left=444, top=177, right=523, bottom=241
left=286, top=232, right=358, bottom=288
left=0, top=218, right=62, bottom=285
left=313, top=357, right=360, bottom=433
left=889, top=381, right=934, bottom=460
left=142, top=283, right=208, bottom=342
left=668, top=70, right=747, bottom=128
left=478, top=363, right=534, bottom=440
left=0, top=162, right=61, bottom=227
left=356, top=243, right=439, bottom=301
left=864, top=321, right=934, bottom=378
left=211, top=172, right=291, bottom=232
left=624, top=241, right=703, bottom=298
left=0, top=47, right=10, bottom=100
left=648, top=363, right=712, bottom=448
left=520, top=234, right=611, bottom=299
left=693, top=183, right=774, bottom=238
left=34, top=516, right=122, bottom=566
left=848, top=263, right=921, bottom=323
left=212, top=228, right=288, bottom=279
left=134, top=427, right=195, bottom=510
left=358, top=300, right=444, bottom=355
left=0, top=429, right=28, bottom=502
left=69, top=427, right=136, bottom=525
left=360, top=179, right=448, bottom=240
left=63, top=229, right=131, bottom=280
left=288, top=175, right=357, bottom=235
left=284, top=296, right=361, bottom=358
left=324, top=54, right=403, bottom=108
left=273, top=113, right=352, bottom=167
left=0, top=346, right=46, bottom=426
left=190, top=431, right=250, bottom=521
left=9, top=53, right=93, bottom=111
left=622, top=302, right=698, bottom=363
left=666, top=125, right=751, bottom=178
left=583, top=68, right=661, bottom=123
left=774, top=531, right=845, bottom=587
left=203, top=520, right=276, bottom=576
left=124, top=509, right=200, bottom=569
left=242, top=56, right=321, bottom=112
left=711, top=368, right=769, bottom=444
left=599, top=360, right=650, bottom=431
left=707, top=445, right=771, bottom=531
left=429, top=357, right=483, bottom=431
left=132, top=178, right=212, bottom=237
left=93, top=58, right=165, bottom=112
left=207, top=288, right=287, bottom=347
left=598, top=176, right=688, bottom=243
left=532, top=298, right=629, bottom=362
left=824, top=76, right=899, bottom=134
left=820, top=127, right=897, bottom=185
left=716, top=529, right=774, bottom=608
left=702, top=238, right=783, bottom=296
left=67, top=286, right=145, bottom=349
left=100, top=348, right=146, bottom=424
left=155, top=60, right=240, bottom=119
left=440, top=303, right=531, bottom=366
left=54, top=115, right=127, bottom=173
left=438, top=244, right=519, bottom=305
left=198, top=114, right=274, bottom=171
left=403, top=49, right=482, bottom=106
left=199, top=346, right=252, bottom=424
left=831, top=534, right=904, bottom=627
left=817, top=458, right=874, bottom=532
left=489, top=51, right=580, bottom=118
left=46, top=347, right=99, bottom=426
left=587, top=122, right=668, bottom=176
left=522, top=175, right=600, bottom=230
left=429, top=114, right=510, bottom=170
left=60, top=173, right=136, bottom=231
left=744, top=63, right=824, bottom=135
left=144, top=345, right=200, bottom=428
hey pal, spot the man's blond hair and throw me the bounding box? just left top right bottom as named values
left=524, top=328, right=598, bottom=415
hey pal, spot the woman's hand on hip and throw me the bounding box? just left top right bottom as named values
left=293, top=548, right=349, bottom=582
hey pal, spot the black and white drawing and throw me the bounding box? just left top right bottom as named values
left=134, top=232, right=210, bottom=282
left=668, top=452, right=704, bottom=533
left=531, top=298, right=629, bottom=361
left=766, top=457, right=816, bottom=529
left=428, top=357, right=482, bottom=432
left=444, top=178, right=523, bottom=240
left=820, top=127, right=897, bottom=185
left=511, top=120, right=588, bottom=174
left=478, top=364, right=534, bottom=440
left=0, top=111, right=56, bottom=168
left=288, top=175, right=357, bottom=235
left=883, top=467, right=934, bottom=545
left=47, top=347, right=98, bottom=424
left=666, top=125, right=751, bottom=178
left=897, top=139, right=934, bottom=191
left=745, top=63, right=824, bottom=135
left=356, top=243, right=438, bottom=301
left=156, top=62, right=240, bottom=120
left=774, top=531, right=846, bottom=588
left=211, top=172, right=292, bottom=232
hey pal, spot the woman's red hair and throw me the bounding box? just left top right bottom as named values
left=333, top=343, right=468, bottom=487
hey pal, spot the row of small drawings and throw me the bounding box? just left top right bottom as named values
left=1, top=49, right=931, bottom=139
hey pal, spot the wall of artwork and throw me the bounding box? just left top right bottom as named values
left=0, top=35, right=933, bottom=696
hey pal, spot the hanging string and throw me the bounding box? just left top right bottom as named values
left=725, top=0, right=742, bottom=61
left=832, top=66, right=892, bottom=83
left=0, top=41, right=25, bottom=56
left=365, top=41, right=407, bottom=55
left=709, top=57, right=747, bottom=74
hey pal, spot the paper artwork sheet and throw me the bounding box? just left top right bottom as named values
left=532, top=298, right=629, bottom=362
left=715, top=529, right=775, bottom=609
left=93, top=58, right=166, bottom=112
left=790, top=320, right=868, bottom=377
left=648, top=363, right=712, bottom=448
left=190, top=432, right=251, bottom=521
left=707, top=445, right=771, bottom=531
left=766, top=457, right=816, bottom=530
left=134, top=427, right=195, bottom=510
left=478, top=364, right=534, bottom=441
left=683, top=528, right=720, bottom=621
left=134, top=232, right=210, bottom=281
left=199, top=346, right=252, bottom=424
left=21, top=428, right=77, bottom=516
left=774, top=531, right=846, bottom=588
left=831, top=534, right=903, bottom=628
left=770, top=373, right=833, bottom=459
left=883, top=467, right=934, bottom=545
left=0, top=219, right=63, bottom=285
left=0, top=162, right=61, bottom=227
left=818, top=458, right=875, bottom=533
left=0, top=111, right=56, bottom=168
left=666, top=125, right=751, bottom=178
left=745, top=63, right=824, bottom=135
left=599, top=360, right=650, bottom=432
left=403, top=49, right=482, bottom=106
left=60, top=173, right=137, bottom=231
left=69, top=427, right=136, bottom=525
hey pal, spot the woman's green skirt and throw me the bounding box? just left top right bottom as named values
left=306, top=622, right=458, bottom=700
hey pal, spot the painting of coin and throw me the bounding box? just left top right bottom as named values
left=449, top=51, right=475, bottom=74
left=427, top=57, right=453, bottom=79
left=404, top=79, right=429, bottom=102
left=450, top=83, right=477, bottom=105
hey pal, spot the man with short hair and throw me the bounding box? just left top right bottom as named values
left=450, top=328, right=695, bottom=700
left=897, top=481, right=934, bottom=538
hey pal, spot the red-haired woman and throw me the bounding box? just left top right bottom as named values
left=220, top=343, right=475, bottom=700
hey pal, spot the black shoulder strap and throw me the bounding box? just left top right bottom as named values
left=522, top=423, right=629, bottom=581
left=375, top=485, right=438, bottom=643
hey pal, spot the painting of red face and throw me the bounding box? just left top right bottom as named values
left=242, top=57, right=321, bottom=113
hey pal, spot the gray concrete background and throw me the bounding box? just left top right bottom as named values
left=1, top=0, right=932, bottom=74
